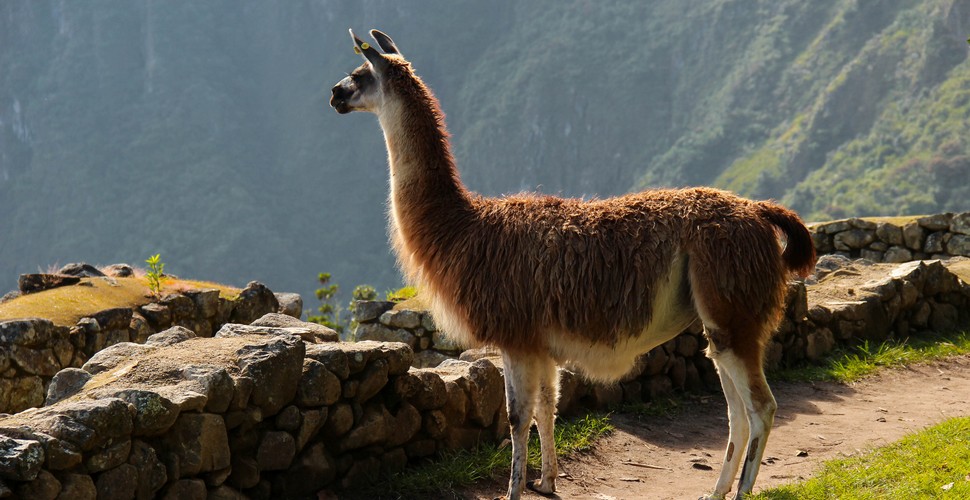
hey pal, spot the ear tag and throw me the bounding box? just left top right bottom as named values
left=353, top=46, right=361, bottom=55
left=361, top=42, right=370, bottom=50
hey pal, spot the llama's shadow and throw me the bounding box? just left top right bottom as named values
left=601, top=378, right=858, bottom=452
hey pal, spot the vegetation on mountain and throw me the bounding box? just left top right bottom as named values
left=1, top=1, right=967, bottom=298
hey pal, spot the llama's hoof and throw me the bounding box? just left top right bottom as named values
left=526, top=479, right=557, bottom=497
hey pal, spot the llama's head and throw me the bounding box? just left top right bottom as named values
left=330, top=29, right=408, bottom=115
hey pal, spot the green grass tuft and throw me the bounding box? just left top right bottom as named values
left=770, top=331, right=970, bottom=384
left=361, top=413, right=613, bottom=499
left=753, top=416, right=970, bottom=499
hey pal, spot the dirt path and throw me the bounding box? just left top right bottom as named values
left=458, top=355, right=970, bottom=499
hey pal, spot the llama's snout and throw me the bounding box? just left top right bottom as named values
left=330, top=84, right=351, bottom=114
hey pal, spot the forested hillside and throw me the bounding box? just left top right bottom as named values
left=1, top=0, right=968, bottom=302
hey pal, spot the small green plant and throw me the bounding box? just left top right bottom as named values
left=145, top=254, right=165, bottom=298
left=385, top=285, right=418, bottom=302
left=307, top=272, right=343, bottom=333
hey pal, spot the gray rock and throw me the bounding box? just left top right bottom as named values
left=384, top=402, right=421, bottom=448
left=436, top=358, right=505, bottom=428
left=951, top=212, right=970, bottom=235
left=296, top=408, right=326, bottom=450
left=883, top=246, right=913, bottom=263
left=128, top=440, right=168, bottom=499
left=58, top=263, right=105, bottom=277
left=46, top=368, right=92, bottom=405
left=16, top=469, right=61, bottom=500
left=93, top=308, right=132, bottom=331
left=18, top=274, right=81, bottom=294
left=355, top=324, right=417, bottom=349
left=275, top=405, right=302, bottom=432
left=274, top=293, right=304, bottom=319
left=833, top=229, right=875, bottom=250
left=0, top=318, right=55, bottom=347
left=270, top=442, right=336, bottom=497
left=181, top=365, right=234, bottom=413
left=0, top=436, right=44, bottom=481
left=236, top=335, right=305, bottom=415
left=413, top=350, right=454, bottom=368
left=946, top=234, right=970, bottom=256
left=304, top=343, right=350, bottom=380
left=380, top=309, right=422, bottom=329
left=297, top=359, right=342, bottom=407
left=250, top=313, right=338, bottom=342
left=917, top=213, right=952, bottom=231
left=182, top=289, right=221, bottom=319
left=229, top=281, right=280, bottom=324
left=81, top=342, right=155, bottom=375
left=161, top=479, right=207, bottom=500
left=257, top=431, right=296, bottom=471
left=337, top=404, right=388, bottom=452
left=161, top=413, right=230, bottom=477
left=10, top=345, right=61, bottom=376
left=139, top=303, right=172, bottom=329
left=353, top=301, right=395, bottom=323
left=356, top=359, right=390, bottom=403
left=806, top=328, right=835, bottom=361
left=924, top=231, right=946, bottom=253
left=129, top=312, right=152, bottom=344
left=85, top=439, right=131, bottom=473
left=0, top=376, right=44, bottom=414
left=875, top=222, right=904, bottom=245
left=145, top=326, right=196, bottom=346
left=902, top=222, right=925, bottom=250
left=817, top=220, right=851, bottom=234
left=102, top=263, right=134, bottom=277
left=57, top=473, right=96, bottom=500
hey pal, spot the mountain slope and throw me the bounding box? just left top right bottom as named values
left=1, top=0, right=968, bottom=302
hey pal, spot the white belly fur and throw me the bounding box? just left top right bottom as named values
left=547, top=253, right=696, bottom=382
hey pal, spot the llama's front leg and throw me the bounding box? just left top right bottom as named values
left=528, top=356, right=559, bottom=495
left=501, top=350, right=540, bottom=500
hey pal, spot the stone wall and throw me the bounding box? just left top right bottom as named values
left=0, top=281, right=287, bottom=415
left=809, top=212, right=970, bottom=262
left=353, top=302, right=462, bottom=368
left=0, top=322, right=509, bottom=499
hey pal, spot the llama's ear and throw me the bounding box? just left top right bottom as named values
left=349, top=29, right=389, bottom=73
left=370, top=30, right=400, bottom=55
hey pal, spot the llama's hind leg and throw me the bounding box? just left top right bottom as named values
left=705, top=347, right=776, bottom=499
left=703, top=346, right=751, bottom=500
left=501, top=350, right=542, bottom=500
left=528, top=356, right=559, bottom=495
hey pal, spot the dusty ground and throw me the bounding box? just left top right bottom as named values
left=456, top=355, right=970, bottom=500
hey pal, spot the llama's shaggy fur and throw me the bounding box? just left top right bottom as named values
left=331, top=30, right=816, bottom=500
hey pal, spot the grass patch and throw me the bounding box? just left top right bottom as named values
left=363, top=413, right=613, bottom=499
left=0, top=277, right=240, bottom=327
left=753, top=416, right=970, bottom=499
left=770, top=331, right=970, bottom=384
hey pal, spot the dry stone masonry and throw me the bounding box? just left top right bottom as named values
left=809, top=212, right=970, bottom=262
left=0, top=264, right=291, bottom=415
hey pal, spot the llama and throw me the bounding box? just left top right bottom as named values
left=330, top=29, right=816, bottom=500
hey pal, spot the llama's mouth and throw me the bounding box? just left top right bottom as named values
left=330, top=96, right=351, bottom=114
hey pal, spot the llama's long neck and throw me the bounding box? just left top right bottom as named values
left=376, top=77, right=472, bottom=278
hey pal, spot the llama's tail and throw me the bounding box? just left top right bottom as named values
left=757, top=202, right=817, bottom=278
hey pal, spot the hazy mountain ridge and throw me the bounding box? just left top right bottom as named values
left=1, top=0, right=968, bottom=302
